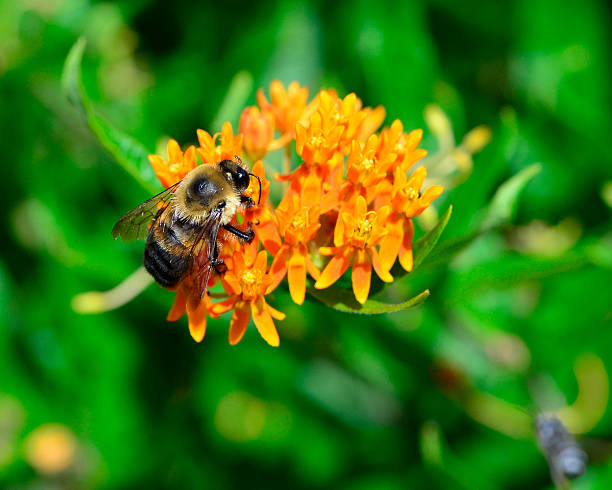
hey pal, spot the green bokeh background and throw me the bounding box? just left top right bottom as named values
left=1, top=0, right=612, bottom=488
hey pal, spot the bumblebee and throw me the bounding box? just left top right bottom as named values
left=112, top=157, right=260, bottom=305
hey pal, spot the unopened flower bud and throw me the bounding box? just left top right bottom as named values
left=239, top=106, right=275, bottom=160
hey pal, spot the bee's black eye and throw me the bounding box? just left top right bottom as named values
left=219, top=160, right=250, bottom=192
left=234, top=166, right=250, bottom=192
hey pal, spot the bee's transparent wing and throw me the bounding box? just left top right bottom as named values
left=186, top=206, right=224, bottom=310
left=112, top=183, right=180, bottom=242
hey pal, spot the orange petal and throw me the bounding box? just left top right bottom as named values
left=266, top=245, right=290, bottom=294
left=184, top=145, right=197, bottom=170
left=196, top=129, right=213, bottom=149
left=351, top=248, right=372, bottom=304
left=167, top=139, right=182, bottom=161
left=355, top=195, right=367, bottom=219
left=333, top=211, right=346, bottom=247
left=221, top=273, right=241, bottom=296
left=405, top=128, right=423, bottom=150
left=229, top=304, right=250, bottom=345
left=407, top=165, right=427, bottom=189
left=251, top=159, right=264, bottom=177
left=371, top=247, right=393, bottom=283
left=295, top=123, right=307, bottom=154
left=398, top=219, right=414, bottom=272
left=421, top=185, right=445, bottom=205
left=251, top=298, right=280, bottom=346
left=209, top=297, right=235, bottom=317
left=315, top=247, right=352, bottom=289
left=186, top=301, right=207, bottom=343
left=378, top=231, right=401, bottom=272
left=287, top=247, right=306, bottom=305
left=220, top=121, right=235, bottom=146
left=256, top=88, right=270, bottom=110
left=302, top=172, right=321, bottom=205
left=167, top=288, right=186, bottom=322
left=243, top=239, right=260, bottom=268
left=256, top=218, right=282, bottom=256
left=305, top=252, right=321, bottom=281
left=266, top=303, right=286, bottom=321
left=358, top=106, right=386, bottom=140
left=148, top=154, right=166, bottom=173
left=254, top=249, right=268, bottom=276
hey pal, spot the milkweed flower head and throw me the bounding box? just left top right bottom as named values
left=147, top=80, right=444, bottom=346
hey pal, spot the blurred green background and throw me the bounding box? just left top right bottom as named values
left=1, top=0, right=612, bottom=488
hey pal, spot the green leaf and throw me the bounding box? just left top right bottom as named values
left=480, top=163, right=541, bottom=231
left=61, top=38, right=160, bottom=194
left=412, top=166, right=542, bottom=272
left=308, top=287, right=430, bottom=315
left=413, top=205, right=453, bottom=270
left=61, top=37, right=87, bottom=111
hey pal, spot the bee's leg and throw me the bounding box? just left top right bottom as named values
left=223, top=224, right=255, bottom=243
left=240, top=195, right=254, bottom=208
left=210, top=242, right=227, bottom=274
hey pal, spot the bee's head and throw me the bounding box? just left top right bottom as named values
left=218, top=159, right=250, bottom=193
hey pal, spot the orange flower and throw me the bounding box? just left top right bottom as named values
left=267, top=173, right=322, bottom=304
left=166, top=274, right=218, bottom=343
left=211, top=241, right=285, bottom=346
left=392, top=166, right=445, bottom=218
left=378, top=166, right=445, bottom=272
left=377, top=120, right=428, bottom=172
left=315, top=195, right=393, bottom=304
left=241, top=160, right=281, bottom=255
left=343, top=134, right=396, bottom=205
left=257, top=80, right=309, bottom=135
left=197, top=121, right=243, bottom=164
left=295, top=111, right=343, bottom=168
left=317, top=91, right=385, bottom=153
left=148, top=139, right=197, bottom=188
left=285, top=90, right=386, bottom=189
left=239, top=107, right=275, bottom=160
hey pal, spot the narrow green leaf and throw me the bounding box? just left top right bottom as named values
left=308, top=287, right=430, bottom=315
left=61, top=38, right=160, bottom=194
left=61, top=37, right=87, bottom=111
left=413, top=205, right=453, bottom=269
left=480, top=163, right=541, bottom=231
left=88, top=116, right=158, bottom=194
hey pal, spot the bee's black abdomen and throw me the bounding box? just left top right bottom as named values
left=144, top=236, right=190, bottom=288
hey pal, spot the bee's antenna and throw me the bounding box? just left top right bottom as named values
left=249, top=173, right=262, bottom=205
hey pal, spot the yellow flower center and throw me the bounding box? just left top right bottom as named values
left=241, top=269, right=262, bottom=298
left=289, top=211, right=307, bottom=233
left=354, top=217, right=373, bottom=244
left=360, top=157, right=374, bottom=171
left=309, top=135, right=324, bottom=148
left=405, top=188, right=418, bottom=201
left=332, top=112, right=347, bottom=126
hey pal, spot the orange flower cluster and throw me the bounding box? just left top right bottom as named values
left=148, top=81, right=444, bottom=346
